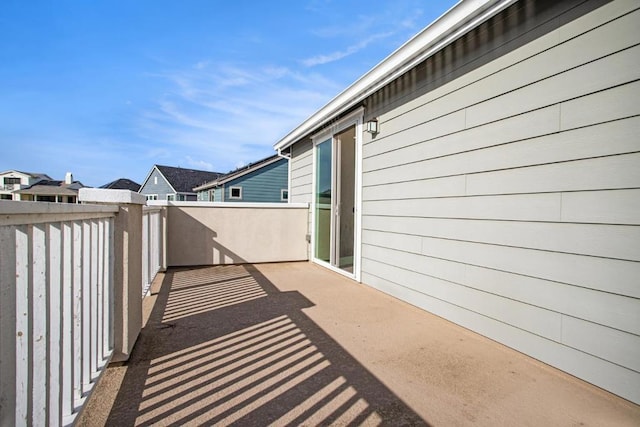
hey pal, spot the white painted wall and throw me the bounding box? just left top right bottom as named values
left=163, top=203, right=310, bottom=266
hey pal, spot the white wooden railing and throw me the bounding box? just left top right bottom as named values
left=142, top=206, right=164, bottom=296
left=0, top=201, right=119, bottom=426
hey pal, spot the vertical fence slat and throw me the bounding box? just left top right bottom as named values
left=15, top=225, right=30, bottom=425
left=48, top=223, right=62, bottom=427
left=0, top=226, right=18, bottom=427
left=72, top=221, right=83, bottom=407
left=104, top=218, right=113, bottom=359
left=154, top=210, right=161, bottom=273
left=96, top=219, right=104, bottom=369
left=32, top=225, right=48, bottom=426
left=61, top=222, right=73, bottom=422
left=142, top=207, right=163, bottom=298
left=90, top=220, right=99, bottom=379
left=81, top=220, right=91, bottom=395
left=142, top=211, right=149, bottom=296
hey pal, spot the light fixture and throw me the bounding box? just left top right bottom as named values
left=365, top=119, right=379, bottom=134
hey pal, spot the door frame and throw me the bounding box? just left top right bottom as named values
left=310, top=107, right=363, bottom=282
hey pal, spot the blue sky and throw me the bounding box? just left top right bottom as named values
left=0, top=0, right=457, bottom=187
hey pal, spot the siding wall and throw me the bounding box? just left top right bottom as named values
left=290, top=139, right=313, bottom=204
left=290, top=139, right=313, bottom=258
left=222, top=158, right=289, bottom=203
left=360, top=0, right=640, bottom=404
left=139, top=169, right=174, bottom=200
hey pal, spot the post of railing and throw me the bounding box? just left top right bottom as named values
left=79, top=189, right=145, bottom=362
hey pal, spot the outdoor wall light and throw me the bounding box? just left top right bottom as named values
left=365, top=119, right=379, bottom=134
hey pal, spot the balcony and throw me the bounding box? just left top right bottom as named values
left=1, top=190, right=638, bottom=426
left=1, top=183, right=24, bottom=191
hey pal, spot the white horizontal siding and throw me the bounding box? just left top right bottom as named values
left=561, top=189, right=640, bottom=224
left=362, top=216, right=640, bottom=261
left=364, top=113, right=640, bottom=182
left=359, top=0, right=640, bottom=404
left=464, top=44, right=640, bottom=128
left=289, top=140, right=313, bottom=259
left=361, top=244, right=640, bottom=335
left=290, top=140, right=313, bottom=205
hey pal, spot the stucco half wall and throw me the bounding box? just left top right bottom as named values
left=165, top=202, right=309, bottom=266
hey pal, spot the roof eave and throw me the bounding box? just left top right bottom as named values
left=273, top=0, right=515, bottom=151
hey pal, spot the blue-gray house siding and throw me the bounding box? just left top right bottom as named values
left=222, top=157, right=288, bottom=203
left=141, top=165, right=222, bottom=201
left=139, top=169, right=175, bottom=200
left=196, top=157, right=289, bottom=203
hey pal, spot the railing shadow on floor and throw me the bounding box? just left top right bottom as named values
left=103, top=264, right=429, bottom=426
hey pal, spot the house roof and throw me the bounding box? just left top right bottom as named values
left=151, top=165, right=223, bottom=194
left=193, top=154, right=285, bottom=191
left=15, top=180, right=85, bottom=196
left=0, top=170, right=52, bottom=180
left=273, top=0, right=514, bottom=151
left=100, top=178, right=141, bottom=192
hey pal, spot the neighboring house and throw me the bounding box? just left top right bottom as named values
left=100, top=178, right=141, bottom=192
left=0, top=170, right=51, bottom=200
left=274, top=0, right=640, bottom=404
left=194, top=155, right=289, bottom=203
left=14, top=173, right=84, bottom=203
left=139, top=165, right=222, bottom=201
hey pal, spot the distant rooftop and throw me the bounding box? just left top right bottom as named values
left=0, top=170, right=52, bottom=180
left=15, top=179, right=85, bottom=196
left=155, top=165, right=223, bottom=193
left=101, top=178, right=141, bottom=192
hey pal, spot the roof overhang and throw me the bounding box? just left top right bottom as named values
left=273, top=0, right=516, bottom=151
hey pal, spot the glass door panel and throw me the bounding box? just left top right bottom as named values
left=336, top=126, right=355, bottom=272
left=314, top=139, right=332, bottom=263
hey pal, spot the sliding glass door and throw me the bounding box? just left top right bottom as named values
left=315, top=138, right=332, bottom=263
left=314, top=124, right=356, bottom=274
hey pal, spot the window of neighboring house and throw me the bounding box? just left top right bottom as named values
left=154, top=176, right=158, bottom=185
left=1, top=194, right=13, bottom=200
left=4, top=177, right=20, bottom=185
left=177, top=194, right=187, bottom=201
left=167, top=194, right=175, bottom=201
left=146, top=194, right=158, bottom=201
left=281, top=189, right=289, bottom=201
left=229, top=187, right=242, bottom=199
left=209, top=190, right=215, bottom=201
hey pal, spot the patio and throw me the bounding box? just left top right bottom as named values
left=77, top=262, right=639, bottom=426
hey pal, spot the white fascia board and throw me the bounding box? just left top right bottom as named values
left=273, top=0, right=515, bottom=151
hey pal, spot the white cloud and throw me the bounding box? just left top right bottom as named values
left=302, top=32, right=393, bottom=67
left=135, top=61, right=342, bottom=173
left=185, top=156, right=214, bottom=171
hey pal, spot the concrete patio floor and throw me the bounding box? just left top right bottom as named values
left=78, top=262, right=640, bottom=426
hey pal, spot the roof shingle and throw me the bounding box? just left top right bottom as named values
left=155, top=165, right=223, bottom=193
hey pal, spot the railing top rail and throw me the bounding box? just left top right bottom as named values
left=147, top=201, right=310, bottom=209
left=0, top=200, right=118, bottom=226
